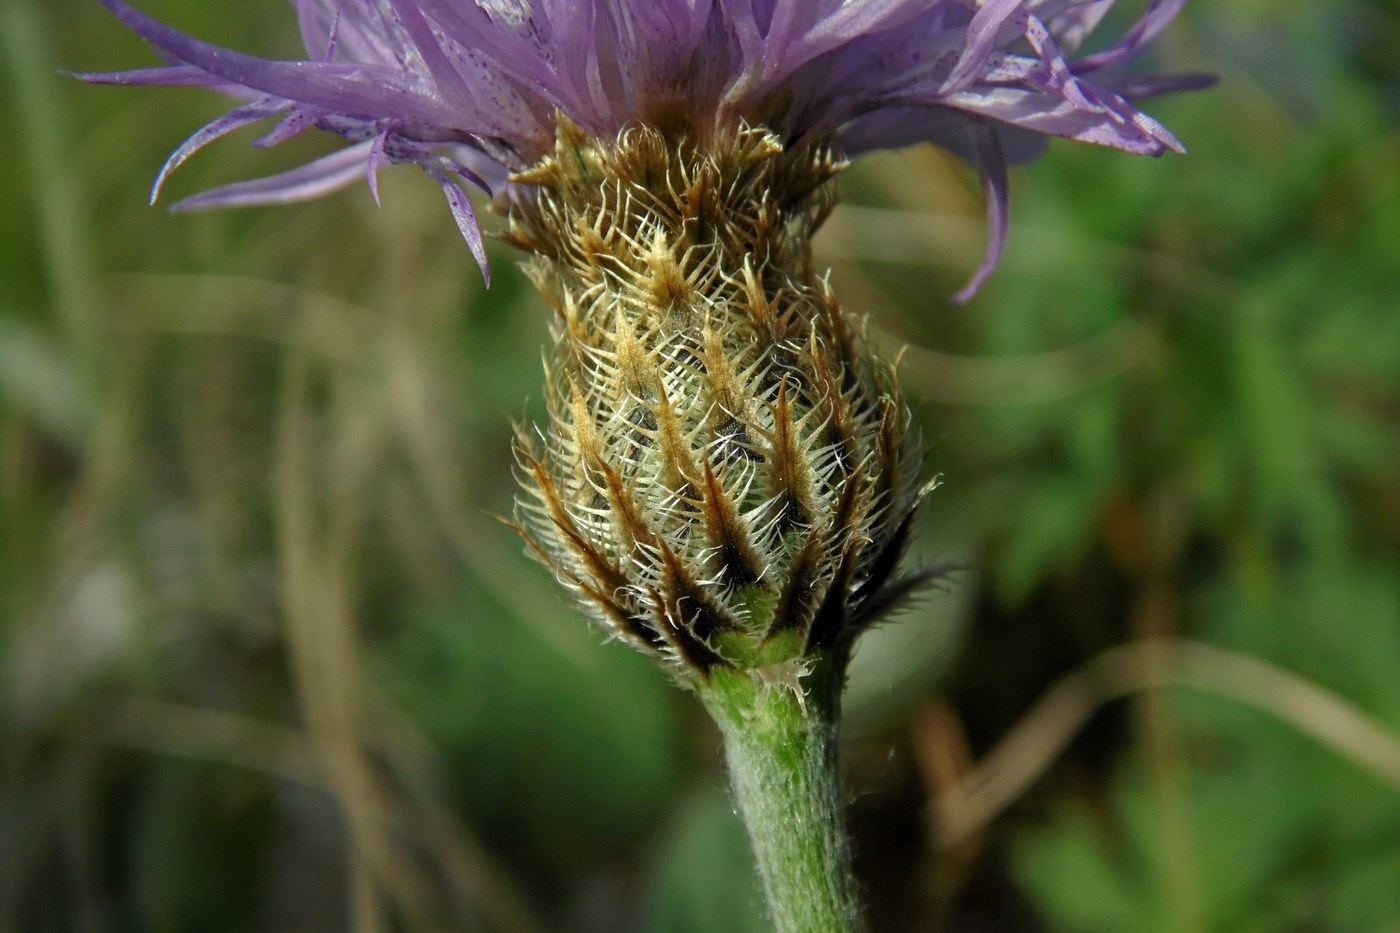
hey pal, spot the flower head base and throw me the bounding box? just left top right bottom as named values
left=80, top=0, right=1209, bottom=297
left=511, top=118, right=928, bottom=684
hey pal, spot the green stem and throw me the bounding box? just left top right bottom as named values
left=702, top=659, right=864, bottom=933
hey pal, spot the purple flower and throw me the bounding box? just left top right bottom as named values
left=79, top=0, right=1208, bottom=295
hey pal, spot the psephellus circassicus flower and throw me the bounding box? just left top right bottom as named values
left=81, top=2, right=1209, bottom=929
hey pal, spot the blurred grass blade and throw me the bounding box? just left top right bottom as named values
left=0, top=317, right=92, bottom=447
left=2, top=0, right=101, bottom=380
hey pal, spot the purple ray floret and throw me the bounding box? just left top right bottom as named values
left=79, top=0, right=1210, bottom=294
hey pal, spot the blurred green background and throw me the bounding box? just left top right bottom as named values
left=3, top=1, right=1398, bottom=930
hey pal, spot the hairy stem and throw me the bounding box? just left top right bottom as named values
left=703, top=661, right=864, bottom=933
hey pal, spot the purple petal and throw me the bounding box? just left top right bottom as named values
left=933, top=83, right=1184, bottom=155
left=95, top=0, right=456, bottom=126
left=942, top=0, right=1025, bottom=95
left=1033, top=0, right=1113, bottom=56
left=367, top=124, right=392, bottom=207
left=253, top=106, right=329, bottom=148
left=1099, top=70, right=1219, bottom=99
left=951, top=121, right=1009, bottom=305
left=382, top=0, right=475, bottom=104
left=169, top=141, right=374, bottom=211
left=614, top=0, right=714, bottom=79
left=412, top=1, right=569, bottom=109
left=293, top=0, right=336, bottom=60
left=69, top=64, right=228, bottom=87
left=152, top=99, right=291, bottom=203
left=1074, top=0, right=1186, bottom=74
left=774, top=0, right=932, bottom=86
left=421, top=163, right=491, bottom=285
left=716, top=0, right=765, bottom=72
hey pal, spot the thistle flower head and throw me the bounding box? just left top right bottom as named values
left=81, top=0, right=1207, bottom=295
left=83, top=0, right=1209, bottom=688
